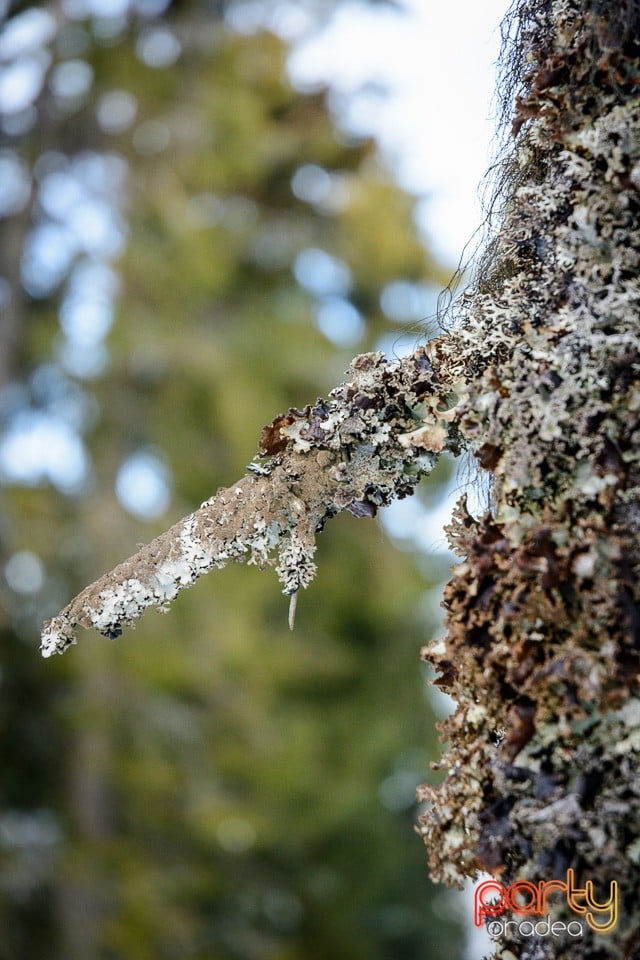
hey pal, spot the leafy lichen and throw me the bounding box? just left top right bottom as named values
left=41, top=350, right=461, bottom=656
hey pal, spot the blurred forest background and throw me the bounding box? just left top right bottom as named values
left=0, top=1, right=465, bottom=958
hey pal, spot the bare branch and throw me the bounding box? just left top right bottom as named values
left=41, top=347, right=464, bottom=657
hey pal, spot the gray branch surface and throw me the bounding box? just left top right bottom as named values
left=41, top=348, right=462, bottom=657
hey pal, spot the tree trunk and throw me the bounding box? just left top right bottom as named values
left=419, top=1, right=640, bottom=957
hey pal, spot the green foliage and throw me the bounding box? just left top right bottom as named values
left=0, top=4, right=462, bottom=959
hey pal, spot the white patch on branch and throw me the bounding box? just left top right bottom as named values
left=41, top=349, right=463, bottom=657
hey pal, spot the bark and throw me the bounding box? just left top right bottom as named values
left=418, top=1, right=640, bottom=958
left=41, top=348, right=462, bottom=656
left=40, top=1, right=640, bottom=957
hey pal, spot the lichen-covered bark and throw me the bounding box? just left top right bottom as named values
left=41, top=349, right=462, bottom=656
left=419, top=1, right=640, bottom=957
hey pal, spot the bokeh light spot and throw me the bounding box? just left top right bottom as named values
left=116, top=450, right=172, bottom=520
left=136, top=27, right=181, bottom=68
left=5, top=550, right=45, bottom=595
left=96, top=89, right=137, bottom=133
left=291, top=163, right=332, bottom=205
left=216, top=817, right=256, bottom=854
left=293, top=247, right=351, bottom=298
left=315, top=297, right=364, bottom=346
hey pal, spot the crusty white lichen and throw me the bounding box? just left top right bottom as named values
left=275, top=530, right=317, bottom=596
left=41, top=349, right=461, bottom=656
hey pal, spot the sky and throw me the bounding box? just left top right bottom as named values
left=288, top=0, right=512, bottom=265
left=230, top=0, right=512, bottom=264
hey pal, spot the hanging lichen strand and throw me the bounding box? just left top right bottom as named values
left=419, top=1, right=640, bottom=958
